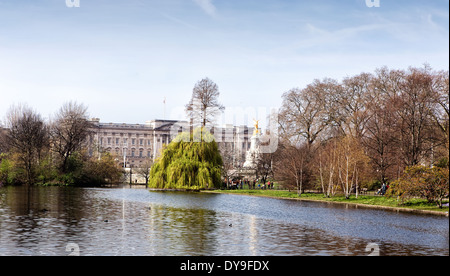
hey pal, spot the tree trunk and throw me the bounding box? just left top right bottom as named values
left=327, top=165, right=334, bottom=198
left=296, top=178, right=302, bottom=197
left=345, top=155, right=350, bottom=199
left=319, top=158, right=326, bottom=197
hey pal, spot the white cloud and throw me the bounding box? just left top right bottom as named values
left=193, top=0, right=217, bottom=17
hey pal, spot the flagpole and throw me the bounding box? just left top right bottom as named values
left=163, top=97, right=166, bottom=121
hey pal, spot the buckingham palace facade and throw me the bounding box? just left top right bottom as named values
left=88, top=118, right=254, bottom=168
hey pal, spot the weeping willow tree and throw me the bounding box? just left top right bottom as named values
left=148, top=128, right=223, bottom=190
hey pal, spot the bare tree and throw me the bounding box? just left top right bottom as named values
left=360, top=71, right=402, bottom=184
left=279, top=79, right=340, bottom=149
left=185, top=78, right=225, bottom=131
left=315, top=139, right=339, bottom=197
left=50, top=101, right=92, bottom=173
left=219, top=142, right=236, bottom=185
left=255, top=151, right=274, bottom=187
left=273, top=142, right=310, bottom=196
left=338, top=73, right=372, bottom=139
left=0, top=125, right=10, bottom=155
left=396, top=66, right=438, bottom=167
left=374, top=66, right=439, bottom=167
left=363, top=94, right=399, bottom=184
left=5, top=104, right=48, bottom=185
left=430, top=70, right=449, bottom=159
left=335, top=135, right=370, bottom=199
left=136, top=159, right=153, bottom=187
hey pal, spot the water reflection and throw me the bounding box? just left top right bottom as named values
left=0, top=186, right=448, bottom=256
left=146, top=205, right=218, bottom=255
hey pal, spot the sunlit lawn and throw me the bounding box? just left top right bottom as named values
left=206, top=189, right=449, bottom=213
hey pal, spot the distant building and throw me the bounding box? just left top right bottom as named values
left=87, top=119, right=256, bottom=168
left=88, top=119, right=183, bottom=168
left=211, top=124, right=254, bottom=168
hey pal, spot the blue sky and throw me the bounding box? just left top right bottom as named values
left=0, top=0, right=448, bottom=126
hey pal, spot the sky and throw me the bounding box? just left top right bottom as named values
left=0, top=0, right=448, bottom=127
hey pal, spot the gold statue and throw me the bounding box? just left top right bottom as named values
left=253, top=119, right=259, bottom=135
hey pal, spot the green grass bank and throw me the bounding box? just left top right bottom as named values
left=203, top=189, right=449, bottom=216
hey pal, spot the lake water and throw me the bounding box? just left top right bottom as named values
left=0, top=186, right=448, bottom=256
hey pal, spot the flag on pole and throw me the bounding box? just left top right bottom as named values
left=163, top=97, right=166, bottom=121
